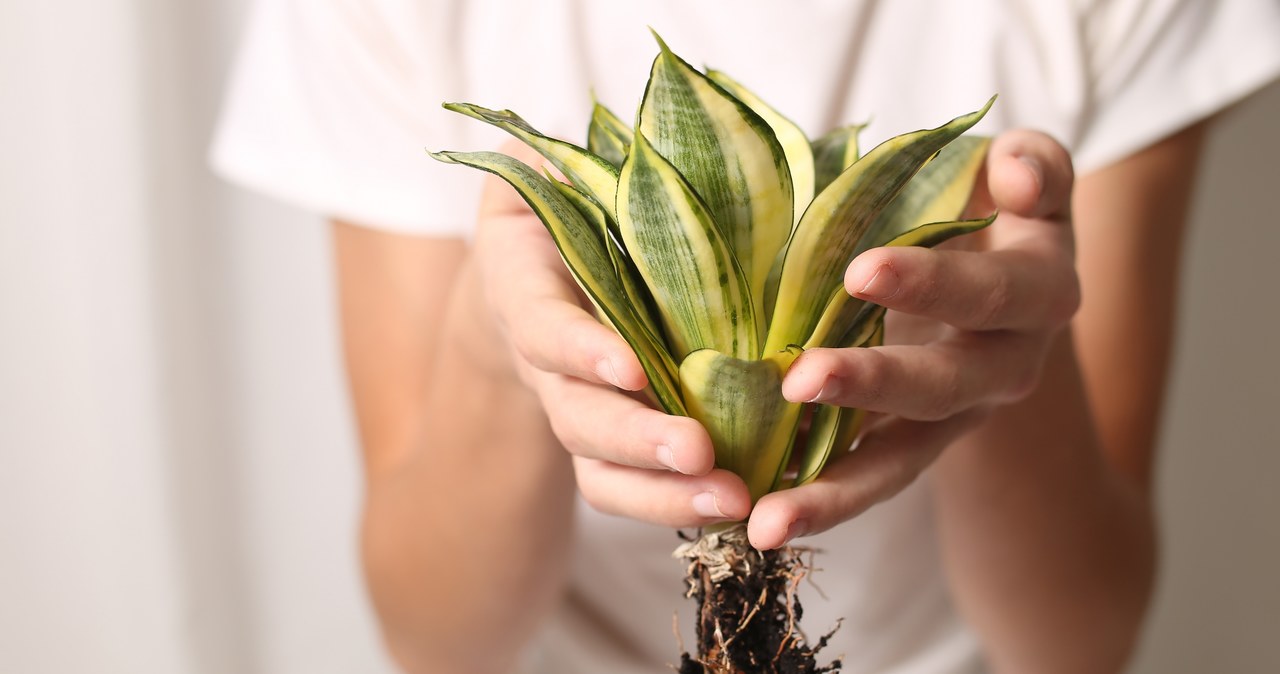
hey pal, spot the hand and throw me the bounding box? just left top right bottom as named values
left=473, top=130, right=1077, bottom=544
left=471, top=142, right=754, bottom=527
left=747, top=129, right=1080, bottom=549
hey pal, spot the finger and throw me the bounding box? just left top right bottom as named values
left=844, top=245, right=1080, bottom=332
left=473, top=145, right=647, bottom=390
left=747, top=411, right=983, bottom=550
left=505, top=294, right=649, bottom=390
left=536, top=373, right=715, bottom=475
left=573, top=457, right=753, bottom=529
left=782, top=332, right=1045, bottom=419
left=983, top=129, right=1074, bottom=223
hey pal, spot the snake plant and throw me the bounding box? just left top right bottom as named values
left=430, top=34, right=994, bottom=504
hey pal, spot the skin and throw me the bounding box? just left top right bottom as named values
left=338, top=124, right=1206, bottom=673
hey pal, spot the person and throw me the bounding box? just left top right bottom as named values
left=213, top=1, right=1280, bottom=672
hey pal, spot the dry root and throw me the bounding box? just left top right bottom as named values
left=672, top=525, right=841, bottom=674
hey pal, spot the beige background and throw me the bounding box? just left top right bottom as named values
left=1129, top=79, right=1280, bottom=674
left=0, top=1, right=1276, bottom=672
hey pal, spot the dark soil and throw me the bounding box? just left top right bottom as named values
left=674, top=528, right=841, bottom=674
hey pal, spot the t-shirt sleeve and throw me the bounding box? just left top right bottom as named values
left=1073, top=0, right=1280, bottom=173
left=210, top=0, right=493, bottom=237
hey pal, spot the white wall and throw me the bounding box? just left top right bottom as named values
left=0, top=1, right=1276, bottom=672
left=0, top=2, right=393, bottom=672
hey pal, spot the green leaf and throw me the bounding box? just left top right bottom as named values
left=430, top=150, right=684, bottom=415
left=550, top=174, right=665, bottom=343
left=803, top=136, right=992, bottom=349
left=810, top=123, right=867, bottom=195
left=680, top=348, right=803, bottom=502
left=805, top=214, right=997, bottom=349
left=705, top=68, right=814, bottom=226
left=857, top=135, right=991, bottom=254
left=764, top=97, right=995, bottom=353
left=792, top=406, right=863, bottom=488
left=792, top=323, right=884, bottom=487
left=618, top=132, right=758, bottom=360
left=639, top=33, right=794, bottom=333
left=442, top=102, right=620, bottom=219
left=587, top=99, right=633, bottom=169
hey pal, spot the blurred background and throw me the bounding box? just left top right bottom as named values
left=1, top=2, right=1277, bottom=673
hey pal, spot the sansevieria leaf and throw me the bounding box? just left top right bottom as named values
left=804, top=137, right=992, bottom=349
left=443, top=103, right=621, bottom=220
left=680, top=347, right=803, bottom=501
left=706, top=69, right=815, bottom=225
left=810, top=123, right=867, bottom=196
left=639, top=34, right=793, bottom=330
left=857, top=135, right=991, bottom=254
left=792, top=322, right=884, bottom=486
left=765, top=96, right=995, bottom=353
left=587, top=98, right=633, bottom=169
left=618, top=132, right=757, bottom=360
left=550, top=175, right=665, bottom=343
left=429, top=150, right=684, bottom=415
left=805, top=214, right=997, bottom=350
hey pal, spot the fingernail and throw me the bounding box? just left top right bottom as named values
left=1018, top=154, right=1044, bottom=190
left=782, top=519, right=809, bottom=545
left=692, top=491, right=727, bottom=519
left=657, top=444, right=682, bottom=473
left=856, top=265, right=899, bottom=301
left=805, top=376, right=829, bottom=404
left=593, top=357, right=621, bottom=387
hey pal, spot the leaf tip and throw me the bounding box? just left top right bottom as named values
left=647, top=27, right=672, bottom=54
left=426, top=149, right=457, bottom=164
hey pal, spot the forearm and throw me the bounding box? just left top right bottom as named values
left=931, top=333, right=1156, bottom=672
left=360, top=263, right=576, bottom=674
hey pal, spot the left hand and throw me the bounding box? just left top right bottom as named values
left=749, top=129, right=1081, bottom=550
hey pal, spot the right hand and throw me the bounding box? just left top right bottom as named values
left=470, top=142, right=754, bottom=527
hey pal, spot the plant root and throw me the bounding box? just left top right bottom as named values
left=673, top=525, right=841, bottom=674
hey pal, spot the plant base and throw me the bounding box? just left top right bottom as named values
left=673, top=525, right=841, bottom=674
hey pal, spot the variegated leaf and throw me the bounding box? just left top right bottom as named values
left=618, top=132, right=757, bottom=360
left=430, top=150, right=684, bottom=415
left=639, top=33, right=793, bottom=332
left=804, top=214, right=996, bottom=349
left=856, top=135, right=991, bottom=254
left=587, top=99, right=633, bottom=168
left=680, top=347, right=803, bottom=502
left=791, top=405, right=865, bottom=488
left=706, top=68, right=815, bottom=225
left=811, top=123, right=867, bottom=195
left=550, top=175, right=665, bottom=343
left=764, top=97, right=995, bottom=353
left=442, top=102, right=620, bottom=219
left=792, top=323, right=884, bottom=487
left=803, top=137, right=991, bottom=349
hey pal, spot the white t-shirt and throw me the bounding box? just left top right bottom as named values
left=212, top=2, right=1280, bottom=672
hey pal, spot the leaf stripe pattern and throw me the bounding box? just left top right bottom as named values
left=680, top=348, right=803, bottom=501
left=618, top=132, right=757, bottom=360
left=430, top=150, right=684, bottom=415
left=810, top=124, right=867, bottom=195
left=551, top=176, right=665, bottom=342
left=765, top=97, right=995, bottom=353
left=639, top=34, right=793, bottom=334
left=443, top=103, right=621, bottom=220
left=706, top=69, right=815, bottom=226
left=587, top=99, right=633, bottom=169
